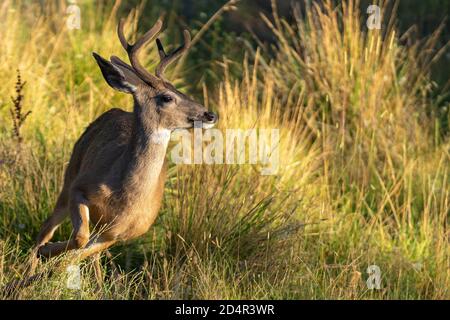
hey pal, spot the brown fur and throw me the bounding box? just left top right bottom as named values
left=32, top=19, right=217, bottom=271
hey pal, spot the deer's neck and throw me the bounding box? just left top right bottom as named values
left=122, top=103, right=170, bottom=194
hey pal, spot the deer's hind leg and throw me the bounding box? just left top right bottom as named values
left=81, top=237, right=117, bottom=287
left=38, top=191, right=90, bottom=259
left=28, top=192, right=69, bottom=274
left=35, top=191, right=69, bottom=248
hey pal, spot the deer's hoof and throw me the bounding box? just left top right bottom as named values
left=37, top=243, right=52, bottom=259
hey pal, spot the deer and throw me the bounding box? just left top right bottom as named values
left=28, top=17, right=217, bottom=281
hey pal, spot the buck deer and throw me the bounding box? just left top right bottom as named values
left=32, top=18, right=217, bottom=275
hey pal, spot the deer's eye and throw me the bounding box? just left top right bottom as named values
left=161, top=95, right=173, bottom=103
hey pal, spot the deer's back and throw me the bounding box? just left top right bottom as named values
left=60, top=108, right=167, bottom=240
left=61, top=108, right=133, bottom=214
left=64, top=108, right=133, bottom=186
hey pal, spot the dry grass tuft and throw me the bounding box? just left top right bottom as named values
left=0, top=0, right=448, bottom=299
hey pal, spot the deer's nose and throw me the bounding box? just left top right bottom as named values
left=204, top=111, right=217, bottom=123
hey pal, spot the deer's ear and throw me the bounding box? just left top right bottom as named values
left=92, top=52, right=143, bottom=94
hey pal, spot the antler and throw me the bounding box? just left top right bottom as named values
left=155, top=30, right=191, bottom=79
left=117, top=18, right=162, bottom=86
left=117, top=18, right=191, bottom=84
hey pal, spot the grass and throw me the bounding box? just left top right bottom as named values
left=0, top=0, right=449, bottom=299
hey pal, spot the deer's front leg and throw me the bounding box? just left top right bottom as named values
left=91, top=253, right=104, bottom=287
left=38, top=192, right=90, bottom=258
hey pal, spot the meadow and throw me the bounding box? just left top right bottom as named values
left=0, top=0, right=448, bottom=299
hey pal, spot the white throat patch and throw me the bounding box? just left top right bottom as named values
left=151, top=129, right=171, bottom=145
left=202, top=123, right=216, bottom=129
